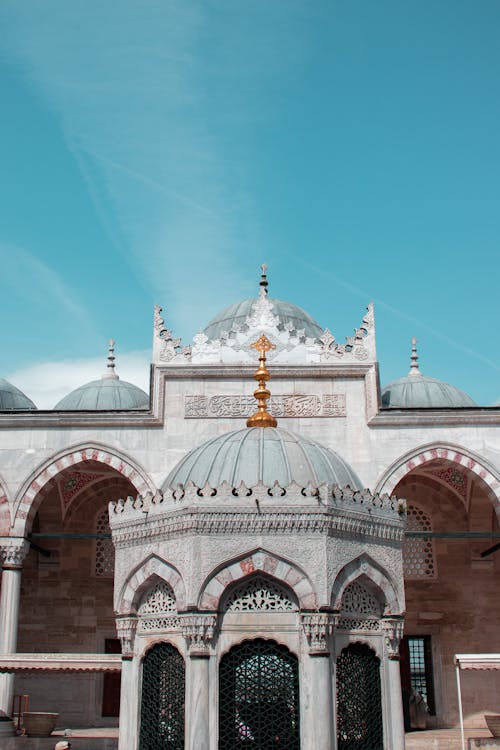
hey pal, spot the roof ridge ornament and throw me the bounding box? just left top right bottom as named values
left=408, top=337, right=421, bottom=376
left=246, top=334, right=278, bottom=428
left=102, top=339, right=119, bottom=380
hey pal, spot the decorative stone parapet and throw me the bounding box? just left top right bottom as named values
left=0, top=538, right=30, bottom=569
left=181, top=614, right=217, bottom=656
left=381, top=617, right=405, bottom=660
left=115, top=614, right=138, bottom=658
left=301, top=612, right=337, bottom=654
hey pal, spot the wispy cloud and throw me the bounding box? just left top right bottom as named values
left=7, top=350, right=150, bottom=409
left=0, top=243, right=94, bottom=336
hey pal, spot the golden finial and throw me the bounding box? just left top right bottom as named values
left=246, top=334, right=278, bottom=428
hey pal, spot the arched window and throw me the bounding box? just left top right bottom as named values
left=139, top=642, right=185, bottom=750
left=403, top=504, right=436, bottom=579
left=223, top=575, right=297, bottom=612
left=337, top=643, right=383, bottom=750
left=219, top=639, right=300, bottom=749
left=337, top=580, right=383, bottom=632
left=94, top=507, right=114, bottom=577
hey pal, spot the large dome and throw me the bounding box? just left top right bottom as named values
left=203, top=297, right=323, bottom=341
left=54, top=341, right=149, bottom=411
left=381, top=339, right=476, bottom=408
left=164, top=427, right=362, bottom=490
left=0, top=378, right=37, bottom=410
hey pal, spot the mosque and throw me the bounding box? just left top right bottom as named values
left=0, top=267, right=498, bottom=749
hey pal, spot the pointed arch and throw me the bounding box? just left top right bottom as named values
left=116, top=554, right=186, bottom=615
left=332, top=554, right=402, bottom=615
left=375, top=443, right=500, bottom=509
left=11, top=442, right=155, bottom=535
left=199, top=548, right=317, bottom=610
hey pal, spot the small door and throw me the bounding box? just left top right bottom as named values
left=102, top=638, right=121, bottom=717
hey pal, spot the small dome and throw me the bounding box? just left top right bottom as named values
left=164, top=427, right=362, bottom=490
left=204, top=297, right=323, bottom=341
left=54, top=340, right=149, bottom=411
left=0, top=378, right=37, bottom=410
left=381, top=338, right=476, bottom=408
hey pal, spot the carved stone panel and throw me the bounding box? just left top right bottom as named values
left=184, top=393, right=346, bottom=418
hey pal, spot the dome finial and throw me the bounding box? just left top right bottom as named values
left=246, top=334, right=278, bottom=428
left=102, top=339, right=119, bottom=380
left=409, top=337, right=420, bottom=376
left=259, top=263, right=269, bottom=296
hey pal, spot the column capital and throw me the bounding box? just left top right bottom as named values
left=0, top=538, right=30, bottom=569
left=181, top=613, right=217, bottom=656
left=115, top=614, right=138, bottom=657
left=301, top=612, right=337, bottom=654
left=381, top=616, right=404, bottom=660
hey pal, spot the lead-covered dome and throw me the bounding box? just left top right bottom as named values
left=0, top=378, right=37, bottom=410
left=164, top=427, right=362, bottom=490
left=54, top=341, right=149, bottom=411
left=381, top=339, right=476, bottom=408
left=204, top=297, right=323, bottom=341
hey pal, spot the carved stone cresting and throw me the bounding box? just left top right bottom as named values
left=246, top=288, right=280, bottom=330
left=153, top=305, right=191, bottom=363
left=115, top=615, right=138, bottom=657
left=381, top=618, right=404, bottom=659
left=318, top=304, right=375, bottom=362
left=301, top=612, right=336, bottom=654
left=0, top=538, right=30, bottom=569
left=184, top=393, right=346, bottom=418
left=181, top=613, right=217, bottom=655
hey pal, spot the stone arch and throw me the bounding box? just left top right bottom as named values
left=375, top=443, right=500, bottom=510
left=0, top=474, right=11, bottom=534
left=116, top=555, right=186, bottom=615
left=199, top=549, right=317, bottom=610
left=332, top=554, right=401, bottom=615
left=11, top=442, right=156, bottom=535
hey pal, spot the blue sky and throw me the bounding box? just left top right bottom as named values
left=0, top=0, right=498, bottom=407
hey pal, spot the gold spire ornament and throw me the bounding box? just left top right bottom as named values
left=246, top=334, right=278, bottom=428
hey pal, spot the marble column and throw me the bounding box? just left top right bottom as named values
left=301, top=612, right=336, bottom=750
left=0, top=538, right=29, bottom=716
left=182, top=613, right=217, bottom=750
left=115, top=615, right=139, bottom=750
left=382, top=617, right=405, bottom=750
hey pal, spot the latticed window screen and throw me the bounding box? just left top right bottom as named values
left=341, top=581, right=382, bottom=617
left=337, top=643, right=383, bottom=750
left=139, top=581, right=177, bottom=614
left=139, top=642, right=185, bottom=750
left=224, top=576, right=297, bottom=612
left=95, top=507, right=114, bottom=577
left=403, top=505, right=436, bottom=579
left=219, top=639, right=300, bottom=749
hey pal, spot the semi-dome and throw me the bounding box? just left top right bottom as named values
left=381, top=339, right=476, bottom=408
left=54, top=341, right=149, bottom=411
left=164, top=426, right=362, bottom=490
left=0, top=378, right=37, bottom=410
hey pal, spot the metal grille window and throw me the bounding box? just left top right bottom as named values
left=95, top=507, right=114, bottom=577
left=219, top=639, right=300, bottom=749
left=139, top=642, right=185, bottom=750
left=337, top=643, right=383, bottom=750
left=403, top=505, right=436, bottom=579
left=400, top=635, right=435, bottom=715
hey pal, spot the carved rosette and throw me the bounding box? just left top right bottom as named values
left=115, top=615, right=138, bottom=658
left=0, top=538, right=30, bottom=569
left=381, top=617, right=404, bottom=660
left=301, top=612, right=337, bottom=654
left=181, top=613, right=217, bottom=656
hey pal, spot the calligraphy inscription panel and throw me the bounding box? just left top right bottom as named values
left=184, top=394, right=346, bottom=418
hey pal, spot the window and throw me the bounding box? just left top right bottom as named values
left=399, top=635, right=436, bottom=721
left=403, top=505, right=436, bottom=579
left=95, top=507, right=114, bottom=577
